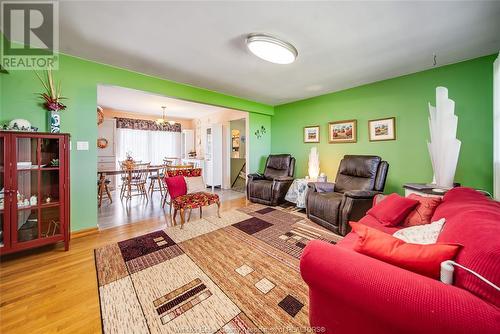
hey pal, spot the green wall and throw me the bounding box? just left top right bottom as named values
left=1, top=48, right=273, bottom=231
left=272, top=55, right=496, bottom=194
left=249, top=112, right=272, bottom=172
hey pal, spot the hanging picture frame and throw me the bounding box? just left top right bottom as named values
left=304, top=125, right=320, bottom=143
left=368, top=117, right=396, bottom=141
left=328, top=120, right=357, bottom=143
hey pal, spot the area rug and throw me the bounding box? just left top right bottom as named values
left=94, top=204, right=342, bottom=333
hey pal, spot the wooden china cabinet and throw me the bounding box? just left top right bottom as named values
left=0, top=131, right=70, bottom=255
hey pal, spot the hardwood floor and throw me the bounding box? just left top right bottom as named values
left=98, top=188, right=246, bottom=229
left=0, top=197, right=247, bottom=334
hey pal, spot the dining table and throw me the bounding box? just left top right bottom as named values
left=97, top=164, right=196, bottom=205
left=97, top=165, right=165, bottom=204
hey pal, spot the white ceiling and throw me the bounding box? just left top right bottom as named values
left=97, top=85, right=230, bottom=119
left=60, top=1, right=500, bottom=105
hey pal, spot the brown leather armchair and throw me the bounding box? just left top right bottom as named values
left=306, top=155, right=389, bottom=236
left=247, top=154, right=296, bottom=206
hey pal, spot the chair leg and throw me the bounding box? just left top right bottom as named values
left=216, top=200, right=221, bottom=218
left=173, top=208, right=177, bottom=225
left=180, top=208, right=185, bottom=228
left=188, top=208, right=192, bottom=222
left=105, top=184, right=112, bottom=203
left=148, top=179, right=154, bottom=195
left=199, top=206, right=202, bottom=218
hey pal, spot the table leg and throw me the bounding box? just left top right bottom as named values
left=127, top=171, right=132, bottom=201
left=98, top=172, right=106, bottom=208
left=216, top=201, right=221, bottom=218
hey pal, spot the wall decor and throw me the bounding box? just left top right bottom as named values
left=303, top=125, right=320, bottom=143
left=97, top=106, right=104, bottom=125
left=368, top=117, right=396, bottom=141
left=255, top=125, right=267, bottom=139
left=97, top=137, right=109, bottom=149
left=328, top=120, right=357, bottom=143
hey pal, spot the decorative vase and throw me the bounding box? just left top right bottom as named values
left=49, top=110, right=61, bottom=133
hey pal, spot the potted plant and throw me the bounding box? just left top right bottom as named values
left=35, top=69, right=66, bottom=133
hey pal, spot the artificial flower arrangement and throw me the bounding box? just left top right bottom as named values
left=35, top=69, right=67, bottom=111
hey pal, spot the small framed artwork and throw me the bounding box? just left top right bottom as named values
left=368, top=117, right=396, bottom=141
left=304, top=125, right=320, bottom=143
left=328, top=120, right=357, bottom=143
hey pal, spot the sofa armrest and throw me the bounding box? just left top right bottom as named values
left=308, top=182, right=335, bottom=193
left=247, top=173, right=264, bottom=181
left=300, top=240, right=499, bottom=334
left=343, top=190, right=381, bottom=199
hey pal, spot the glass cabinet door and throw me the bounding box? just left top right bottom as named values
left=14, top=136, right=62, bottom=245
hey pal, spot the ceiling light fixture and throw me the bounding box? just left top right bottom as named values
left=246, top=33, right=297, bottom=65
left=156, top=106, right=176, bottom=125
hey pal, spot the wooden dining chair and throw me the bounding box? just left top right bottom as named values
left=123, top=162, right=150, bottom=201
left=148, top=164, right=168, bottom=197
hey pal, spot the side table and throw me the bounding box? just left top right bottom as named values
left=285, top=178, right=314, bottom=208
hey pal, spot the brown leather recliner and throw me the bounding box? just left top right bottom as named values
left=306, top=155, right=389, bottom=236
left=247, top=154, right=296, bottom=206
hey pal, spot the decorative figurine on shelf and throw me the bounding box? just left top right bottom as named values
left=30, top=195, right=37, bottom=206
left=50, top=158, right=59, bottom=167
left=35, top=68, right=67, bottom=133
left=45, top=195, right=52, bottom=203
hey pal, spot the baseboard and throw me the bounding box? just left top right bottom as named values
left=71, top=227, right=99, bottom=239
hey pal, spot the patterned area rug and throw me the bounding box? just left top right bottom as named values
left=95, top=204, right=342, bottom=333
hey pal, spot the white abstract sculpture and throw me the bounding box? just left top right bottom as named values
left=308, top=147, right=320, bottom=179
left=427, top=87, right=461, bottom=189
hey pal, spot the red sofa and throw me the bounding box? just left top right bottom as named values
left=300, top=187, right=500, bottom=334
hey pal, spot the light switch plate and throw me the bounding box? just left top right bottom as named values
left=76, top=141, right=89, bottom=151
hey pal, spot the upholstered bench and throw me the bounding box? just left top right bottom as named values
left=163, top=172, right=221, bottom=227
left=172, top=192, right=220, bottom=226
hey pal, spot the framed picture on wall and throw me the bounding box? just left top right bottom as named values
left=304, top=125, right=320, bottom=143
left=328, top=120, right=357, bottom=143
left=368, top=117, right=396, bottom=141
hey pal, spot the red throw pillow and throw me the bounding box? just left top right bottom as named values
left=350, top=222, right=461, bottom=279
left=164, top=175, right=187, bottom=199
left=366, top=193, right=419, bottom=226
left=402, top=194, right=442, bottom=227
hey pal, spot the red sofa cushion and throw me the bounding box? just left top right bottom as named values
left=402, top=194, right=442, bottom=227
left=164, top=175, right=187, bottom=199
left=434, top=187, right=500, bottom=307
left=367, top=193, right=419, bottom=226
left=350, top=222, right=461, bottom=278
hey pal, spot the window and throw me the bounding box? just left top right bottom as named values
left=116, top=128, right=181, bottom=165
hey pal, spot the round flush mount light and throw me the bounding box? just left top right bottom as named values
left=246, top=33, right=298, bottom=64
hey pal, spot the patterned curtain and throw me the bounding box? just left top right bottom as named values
left=115, top=117, right=181, bottom=132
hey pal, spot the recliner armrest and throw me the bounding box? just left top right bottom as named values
left=308, top=182, right=335, bottom=193
left=343, top=190, right=381, bottom=199
left=247, top=173, right=264, bottom=181
left=273, top=176, right=294, bottom=182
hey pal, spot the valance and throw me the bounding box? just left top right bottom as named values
left=115, top=117, right=181, bottom=132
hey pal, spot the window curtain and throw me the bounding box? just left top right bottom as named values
left=116, top=128, right=181, bottom=165
left=494, top=53, right=500, bottom=199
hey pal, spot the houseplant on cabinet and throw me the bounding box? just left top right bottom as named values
left=35, top=69, right=67, bottom=133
